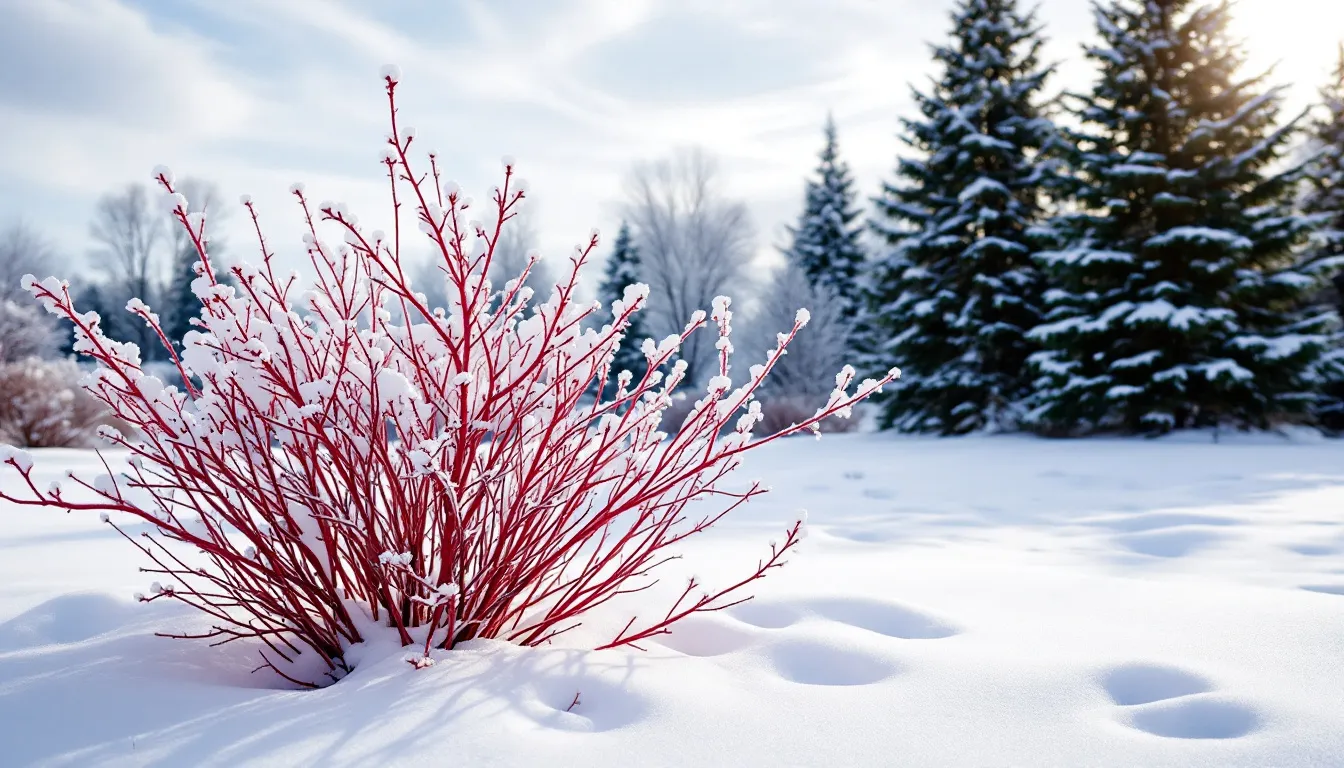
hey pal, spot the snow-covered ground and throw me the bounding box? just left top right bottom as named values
left=3, top=431, right=1344, bottom=766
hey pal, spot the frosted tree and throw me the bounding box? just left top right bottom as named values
left=1301, top=45, right=1344, bottom=286
left=412, top=205, right=552, bottom=320
left=1026, top=0, right=1332, bottom=435
left=485, top=205, right=553, bottom=299
left=0, top=222, right=61, bottom=303
left=89, top=183, right=167, bottom=361
left=1301, top=45, right=1344, bottom=428
left=623, top=147, right=756, bottom=387
left=784, top=115, right=866, bottom=322
left=0, top=299, right=59, bottom=363
left=596, top=220, right=648, bottom=392
left=746, top=263, right=854, bottom=432
left=864, top=0, right=1061, bottom=434
left=0, top=224, right=63, bottom=360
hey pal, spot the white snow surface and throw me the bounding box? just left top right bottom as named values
left=3, top=434, right=1344, bottom=766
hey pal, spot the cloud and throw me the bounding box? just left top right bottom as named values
left=573, top=10, right=826, bottom=103
left=0, top=0, right=251, bottom=133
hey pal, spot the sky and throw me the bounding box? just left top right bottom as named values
left=1, top=0, right=1342, bottom=296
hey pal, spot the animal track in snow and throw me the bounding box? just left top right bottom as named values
left=1098, top=662, right=1260, bottom=740
left=765, top=638, right=901, bottom=686
left=1129, top=697, right=1260, bottom=739
left=656, top=615, right=759, bottom=657
left=730, top=596, right=961, bottom=640
left=1101, top=663, right=1211, bottom=706
left=729, top=600, right=803, bottom=629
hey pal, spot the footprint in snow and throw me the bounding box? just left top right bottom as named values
left=1128, top=698, right=1261, bottom=740
left=1102, top=663, right=1211, bottom=705
left=1098, top=662, right=1260, bottom=740
left=730, top=596, right=961, bottom=640
left=765, top=638, right=901, bottom=686
left=657, top=614, right=759, bottom=657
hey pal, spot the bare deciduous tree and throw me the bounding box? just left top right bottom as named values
left=748, top=262, right=849, bottom=397
left=90, top=183, right=164, bottom=303
left=744, top=262, right=857, bottom=433
left=623, top=148, right=756, bottom=386
left=0, top=299, right=59, bottom=363
left=487, top=205, right=553, bottom=297
left=0, top=221, right=61, bottom=303
left=411, top=206, right=556, bottom=317
left=89, top=183, right=166, bottom=357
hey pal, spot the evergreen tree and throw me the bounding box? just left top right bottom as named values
left=597, top=221, right=649, bottom=393
left=863, top=0, right=1060, bottom=434
left=784, top=115, right=866, bottom=321
left=1303, top=45, right=1344, bottom=282
left=162, top=240, right=203, bottom=353
left=1301, top=45, right=1344, bottom=428
left=1026, top=0, right=1330, bottom=435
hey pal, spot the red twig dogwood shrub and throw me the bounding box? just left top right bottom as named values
left=0, top=67, right=899, bottom=687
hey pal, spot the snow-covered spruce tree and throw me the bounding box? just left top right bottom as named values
left=596, top=221, right=649, bottom=394
left=1025, top=0, right=1332, bottom=435
left=863, top=0, right=1060, bottom=434
left=1302, top=45, right=1344, bottom=286
left=1301, top=45, right=1344, bottom=429
left=0, top=68, right=898, bottom=687
left=784, top=115, right=866, bottom=322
